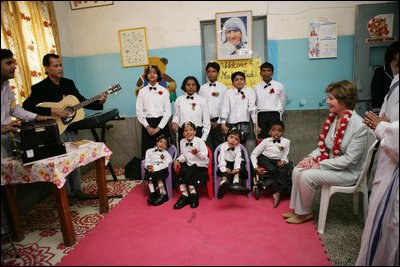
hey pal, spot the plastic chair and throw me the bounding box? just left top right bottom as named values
left=214, top=143, right=252, bottom=200
left=317, top=138, right=379, bottom=234
left=140, top=145, right=178, bottom=200
left=176, top=146, right=213, bottom=200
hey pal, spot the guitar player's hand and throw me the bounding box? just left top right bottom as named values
left=35, top=115, right=54, bottom=121
left=51, top=107, right=69, bottom=118
left=1, top=121, right=21, bottom=134
left=99, top=93, right=107, bottom=105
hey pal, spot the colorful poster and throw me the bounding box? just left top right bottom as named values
left=118, top=27, right=149, bottom=68
left=365, top=14, right=396, bottom=43
left=308, top=20, right=337, bottom=59
left=212, top=58, right=262, bottom=88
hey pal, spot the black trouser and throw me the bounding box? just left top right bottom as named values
left=257, top=154, right=291, bottom=195
left=257, top=111, right=281, bottom=139
left=141, top=117, right=171, bottom=158
left=206, top=118, right=225, bottom=153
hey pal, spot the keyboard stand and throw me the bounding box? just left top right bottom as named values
left=89, top=124, right=118, bottom=182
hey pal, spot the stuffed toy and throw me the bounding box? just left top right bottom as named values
left=135, top=57, right=177, bottom=102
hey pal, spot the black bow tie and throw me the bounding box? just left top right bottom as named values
left=186, top=142, right=193, bottom=146
left=238, top=90, right=244, bottom=94
left=227, top=147, right=235, bottom=151
left=155, top=148, right=161, bottom=152
left=186, top=96, right=194, bottom=100
left=273, top=139, right=281, bottom=143
left=264, top=83, right=271, bottom=89
left=209, top=83, right=216, bottom=87
left=149, top=86, right=156, bottom=90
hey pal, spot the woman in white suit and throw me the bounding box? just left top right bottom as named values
left=283, top=80, right=369, bottom=224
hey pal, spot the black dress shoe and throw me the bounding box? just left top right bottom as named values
left=152, top=194, right=169, bottom=206
left=147, top=192, right=158, bottom=205
left=189, top=193, right=199, bottom=208
left=230, top=182, right=251, bottom=195
left=173, top=195, right=190, bottom=209
left=217, top=181, right=230, bottom=199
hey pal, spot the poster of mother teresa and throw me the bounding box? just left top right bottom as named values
left=216, top=11, right=253, bottom=60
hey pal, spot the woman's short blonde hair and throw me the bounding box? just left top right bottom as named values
left=325, top=80, right=359, bottom=110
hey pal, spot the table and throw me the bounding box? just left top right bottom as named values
left=1, top=141, right=113, bottom=246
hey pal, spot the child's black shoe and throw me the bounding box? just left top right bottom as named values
left=147, top=192, right=158, bottom=205
left=217, top=181, right=230, bottom=199
left=189, top=193, right=199, bottom=208
left=173, top=195, right=190, bottom=209
left=152, top=194, right=169, bottom=206
left=230, top=182, right=251, bottom=195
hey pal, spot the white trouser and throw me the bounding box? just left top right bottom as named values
left=290, top=166, right=356, bottom=215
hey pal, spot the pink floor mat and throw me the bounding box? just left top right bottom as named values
left=58, top=186, right=331, bottom=266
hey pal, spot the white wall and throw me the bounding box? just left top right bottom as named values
left=53, top=1, right=390, bottom=57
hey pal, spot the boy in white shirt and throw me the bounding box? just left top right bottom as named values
left=173, top=121, right=209, bottom=209
left=217, top=128, right=251, bottom=199
left=144, top=134, right=173, bottom=206
left=220, top=71, right=256, bottom=144
left=251, top=121, right=291, bottom=208
left=199, top=62, right=227, bottom=152
left=253, top=62, right=287, bottom=138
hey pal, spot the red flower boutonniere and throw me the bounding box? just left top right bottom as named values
left=278, top=145, right=284, bottom=151
left=211, top=92, right=220, bottom=97
left=270, top=88, right=275, bottom=94
left=160, top=154, right=165, bottom=160
left=242, top=94, right=246, bottom=99
left=158, top=91, right=163, bottom=95
left=192, top=103, right=196, bottom=110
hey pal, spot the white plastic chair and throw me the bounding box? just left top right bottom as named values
left=317, top=137, right=379, bottom=234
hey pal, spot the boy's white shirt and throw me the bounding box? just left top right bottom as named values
left=199, top=81, right=228, bottom=123
left=217, top=142, right=243, bottom=172
left=177, top=136, right=209, bottom=167
left=220, top=86, right=257, bottom=124
left=250, top=137, right=291, bottom=168
left=253, top=79, right=287, bottom=120
left=144, top=146, right=173, bottom=172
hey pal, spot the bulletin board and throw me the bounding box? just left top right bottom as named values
left=118, top=27, right=149, bottom=68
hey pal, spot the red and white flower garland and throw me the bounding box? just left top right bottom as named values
left=315, top=110, right=353, bottom=163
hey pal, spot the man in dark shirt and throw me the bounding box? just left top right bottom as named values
left=23, top=53, right=107, bottom=203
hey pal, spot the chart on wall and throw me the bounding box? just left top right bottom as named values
left=118, top=27, right=149, bottom=68
left=308, top=20, right=337, bottom=59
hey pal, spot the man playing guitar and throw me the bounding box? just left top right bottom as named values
left=23, top=53, right=107, bottom=203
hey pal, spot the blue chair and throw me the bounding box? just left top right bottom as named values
left=140, top=145, right=178, bottom=200
left=213, top=143, right=251, bottom=200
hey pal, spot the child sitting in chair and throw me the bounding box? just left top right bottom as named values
left=217, top=128, right=251, bottom=199
left=173, top=121, right=209, bottom=209
left=250, top=121, right=292, bottom=208
left=144, top=134, right=173, bottom=206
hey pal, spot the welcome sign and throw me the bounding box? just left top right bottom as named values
left=212, top=58, right=262, bottom=88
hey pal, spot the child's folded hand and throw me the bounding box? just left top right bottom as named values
left=278, top=161, right=286, bottom=168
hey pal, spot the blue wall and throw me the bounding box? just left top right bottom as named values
left=62, top=35, right=354, bottom=117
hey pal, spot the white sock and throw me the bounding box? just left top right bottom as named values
left=148, top=182, right=155, bottom=193
left=233, top=173, right=239, bottom=183
left=158, top=181, right=166, bottom=195
left=220, top=179, right=227, bottom=185
left=180, top=184, right=188, bottom=196
left=188, top=185, right=196, bottom=194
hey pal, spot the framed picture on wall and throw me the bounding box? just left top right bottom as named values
left=216, top=10, right=253, bottom=60
left=118, top=27, right=149, bottom=68
left=70, top=1, right=113, bottom=10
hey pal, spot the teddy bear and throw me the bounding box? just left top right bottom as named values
left=135, top=57, right=177, bottom=102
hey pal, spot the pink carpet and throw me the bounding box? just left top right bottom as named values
left=57, top=186, right=331, bottom=266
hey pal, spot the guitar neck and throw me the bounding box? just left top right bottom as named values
left=72, top=92, right=105, bottom=110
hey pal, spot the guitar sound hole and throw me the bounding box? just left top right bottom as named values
left=65, top=107, right=75, bottom=116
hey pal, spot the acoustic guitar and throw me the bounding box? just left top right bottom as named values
left=36, top=84, right=121, bottom=135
